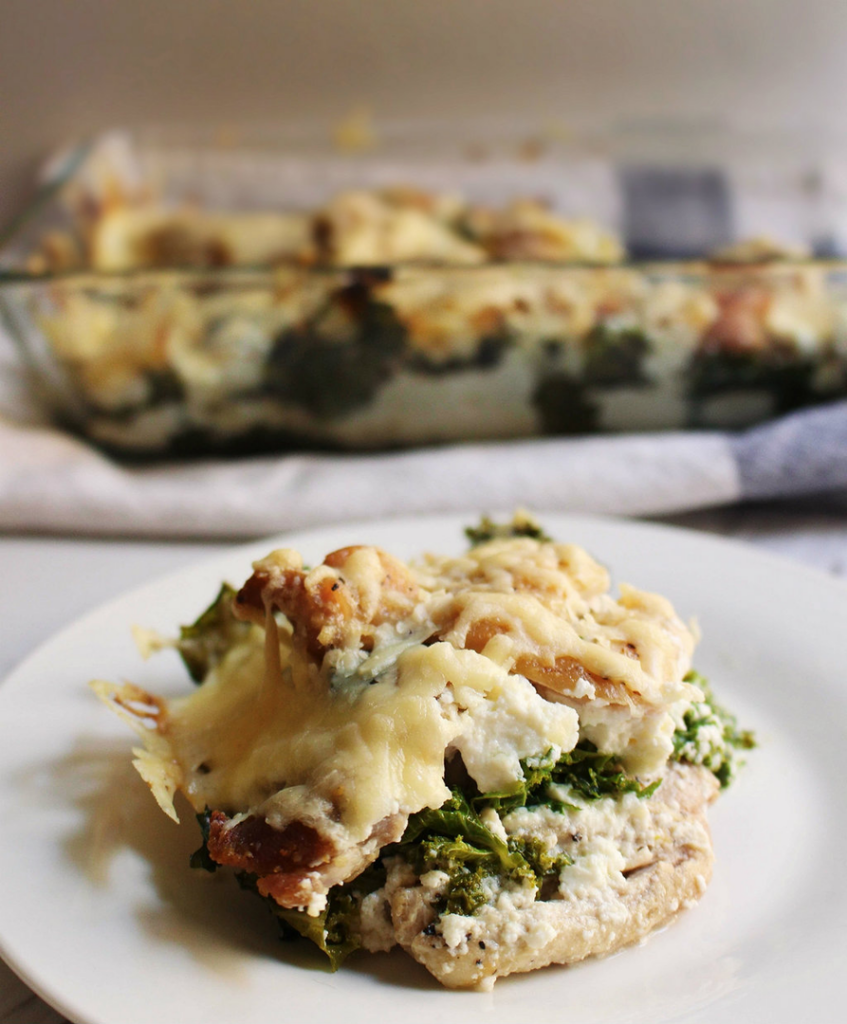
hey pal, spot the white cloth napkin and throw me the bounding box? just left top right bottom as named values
left=0, top=415, right=741, bottom=538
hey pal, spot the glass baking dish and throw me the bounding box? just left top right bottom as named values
left=3, top=127, right=847, bottom=458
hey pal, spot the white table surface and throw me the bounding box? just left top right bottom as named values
left=2, top=500, right=846, bottom=1024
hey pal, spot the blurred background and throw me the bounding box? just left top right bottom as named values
left=5, top=0, right=847, bottom=225
left=3, top=5, right=847, bottom=1020
left=3, top=0, right=847, bottom=504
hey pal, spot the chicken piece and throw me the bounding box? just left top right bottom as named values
left=702, top=287, right=772, bottom=353
left=207, top=809, right=406, bottom=910
left=465, top=199, right=624, bottom=263
left=312, top=190, right=485, bottom=266
left=234, top=545, right=423, bottom=661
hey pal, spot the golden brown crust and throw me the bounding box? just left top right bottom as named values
left=235, top=545, right=421, bottom=659
left=208, top=812, right=336, bottom=906
left=461, top=617, right=640, bottom=709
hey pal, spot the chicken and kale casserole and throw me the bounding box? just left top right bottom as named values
left=6, top=184, right=847, bottom=455
left=95, top=515, right=752, bottom=988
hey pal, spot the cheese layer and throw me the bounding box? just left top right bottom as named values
left=96, top=528, right=700, bottom=906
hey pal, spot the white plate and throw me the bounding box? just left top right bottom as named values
left=1, top=513, right=845, bottom=1024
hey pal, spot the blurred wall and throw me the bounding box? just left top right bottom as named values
left=3, top=0, right=847, bottom=226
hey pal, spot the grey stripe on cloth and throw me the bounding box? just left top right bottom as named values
left=732, top=400, right=847, bottom=499
left=620, top=166, right=733, bottom=259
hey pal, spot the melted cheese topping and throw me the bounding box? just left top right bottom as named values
left=92, top=208, right=311, bottom=272
left=417, top=540, right=693, bottom=703
left=414, top=538, right=696, bottom=773
left=99, top=634, right=578, bottom=843
left=96, top=527, right=700, bottom=909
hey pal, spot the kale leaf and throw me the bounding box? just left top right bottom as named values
left=475, top=742, right=660, bottom=815
left=188, top=808, right=218, bottom=872
left=274, top=894, right=361, bottom=971
left=673, top=670, right=755, bottom=787
left=508, top=835, right=571, bottom=879
left=686, top=349, right=817, bottom=419
left=192, top=809, right=382, bottom=971
left=388, top=789, right=570, bottom=917
left=583, top=325, right=650, bottom=388
left=177, top=583, right=252, bottom=684
left=465, top=512, right=552, bottom=546
left=235, top=863, right=386, bottom=971
left=532, top=372, right=598, bottom=435
left=392, top=789, right=521, bottom=872
left=265, top=276, right=406, bottom=419
left=412, top=835, right=518, bottom=915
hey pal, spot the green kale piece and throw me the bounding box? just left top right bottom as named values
left=188, top=808, right=218, bottom=872
left=465, top=512, right=552, bottom=547
left=145, top=368, right=185, bottom=407
left=472, top=751, right=564, bottom=815
left=389, top=789, right=571, bottom=917
left=273, top=892, right=361, bottom=971
left=432, top=867, right=491, bottom=916
left=394, top=790, right=520, bottom=872
left=389, top=745, right=669, bottom=922
left=686, top=349, right=817, bottom=421
left=583, top=325, right=650, bottom=388
left=412, top=835, right=515, bottom=915
left=265, top=276, right=406, bottom=419
left=273, top=864, right=387, bottom=970
left=234, top=863, right=386, bottom=971
left=475, top=742, right=660, bottom=815
left=177, top=583, right=251, bottom=683
left=507, top=835, right=573, bottom=880
left=532, top=372, right=598, bottom=435
left=673, top=670, right=755, bottom=787
left=548, top=744, right=662, bottom=802
left=193, top=811, right=378, bottom=970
